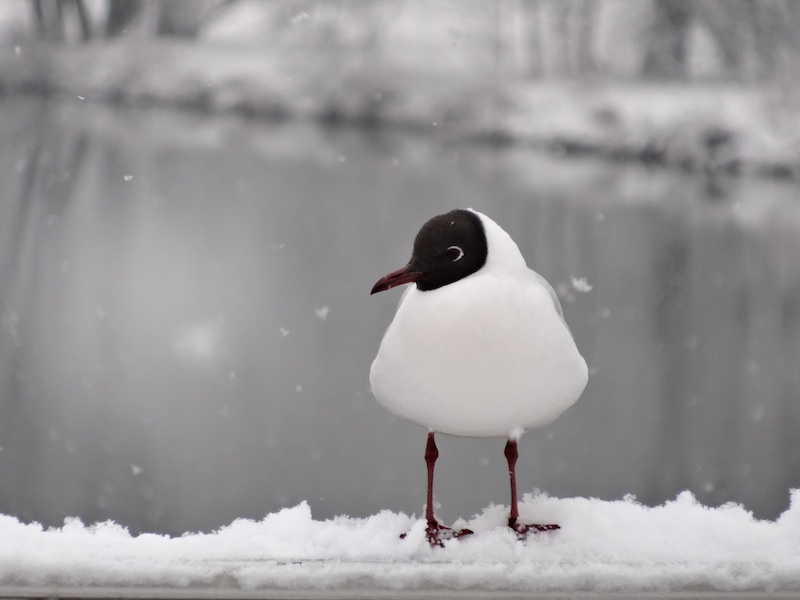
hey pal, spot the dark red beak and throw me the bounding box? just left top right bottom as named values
left=371, top=265, right=422, bottom=295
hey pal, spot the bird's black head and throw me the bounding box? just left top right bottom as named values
left=371, top=209, right=488, bottom=294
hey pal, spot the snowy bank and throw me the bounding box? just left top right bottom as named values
left=1, top=39, right=800, bottom=181
left=2, top=492, right=800, bottom=596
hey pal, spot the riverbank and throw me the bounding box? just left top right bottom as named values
left=1, top=40, right=798, bottom=181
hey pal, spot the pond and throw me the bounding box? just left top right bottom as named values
left=0, top=96, right=798, bottom=535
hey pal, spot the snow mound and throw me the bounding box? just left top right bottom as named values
left=2, top=491, right=800, bottom=595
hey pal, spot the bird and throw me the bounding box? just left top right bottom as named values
left=369, top=209, right=588, bottom=546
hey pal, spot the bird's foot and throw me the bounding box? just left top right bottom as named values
left=508, top=518, right=560, bottom=540
left=425, top=520, right=474, bottom=547
left=400, top=519, right=474, bottom=547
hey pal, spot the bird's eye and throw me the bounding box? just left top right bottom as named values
left=446, top=245, right=464, bottom=262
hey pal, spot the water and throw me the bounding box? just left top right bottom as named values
left=0, top=96, right=798, bottom=535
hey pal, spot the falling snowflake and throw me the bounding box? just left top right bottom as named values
left=571, top=276, right=593, bottom=293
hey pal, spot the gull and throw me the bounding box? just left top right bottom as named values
left=370, top=209, right=588, bottom=546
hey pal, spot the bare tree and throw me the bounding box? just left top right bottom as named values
left=642, top=0, right=692, bottom=79
left=30, top=0, right=91, bottom=41
left=106, top=0, right=142, bottom=37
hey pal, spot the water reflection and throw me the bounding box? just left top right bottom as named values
left=0, top=97, right=798, bottom=534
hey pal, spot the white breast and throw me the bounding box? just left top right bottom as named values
left=370, top=212, right=587, bottom=438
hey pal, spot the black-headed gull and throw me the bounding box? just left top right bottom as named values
left=370, top=209, right=588, bottom=546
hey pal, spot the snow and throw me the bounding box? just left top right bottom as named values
left=3, top=492, right=800, bottom=596
left=571, top=277, right=593, bottom=293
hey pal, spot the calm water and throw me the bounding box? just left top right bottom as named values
left=1, top=96, right=798, bottom=534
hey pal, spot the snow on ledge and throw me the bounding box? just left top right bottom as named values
left=2, top=492, right=799, bottom=596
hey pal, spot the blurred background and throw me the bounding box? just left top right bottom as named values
left=0, top=0, right=799, bottom=535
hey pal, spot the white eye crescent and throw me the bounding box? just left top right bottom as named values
left=447, top=245, right=464, bottom=262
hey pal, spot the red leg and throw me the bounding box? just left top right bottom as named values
left=410, top=432, right=472, bottom=547
left=504, top=438, right=520, bottom=529
left=504, top=438, right=559, bottom=538
left=424, top=432, right=438, bottom=527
